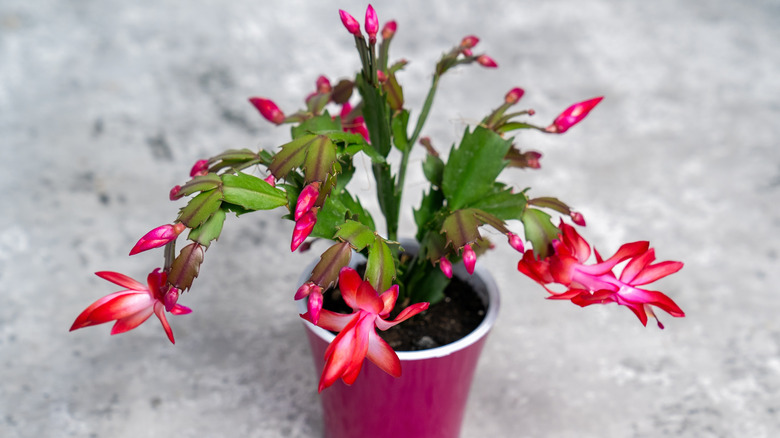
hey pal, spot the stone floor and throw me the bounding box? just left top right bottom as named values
left=2, top=0, right=779, bottom=437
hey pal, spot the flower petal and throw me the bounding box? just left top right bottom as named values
left=110, top=307, right=154, bottom=335
left=338, top=267, right=362, bottom=310
left=95, top=271, right=146, bottom=291
left=366, top=330, right=401, bottom=377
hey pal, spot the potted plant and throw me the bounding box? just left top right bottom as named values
left=70, top=4, right=685, bottom=437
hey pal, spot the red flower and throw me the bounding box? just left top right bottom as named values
left=546, top=97, right=603, bottom=134
left=302, top=267, right=429, bottom=391
left=517, top=223, right=684, bottom=328
left=70, top=269, right=192, bottom=343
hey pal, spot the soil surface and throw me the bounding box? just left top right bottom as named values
left=321, top=272, right=487, bottom=351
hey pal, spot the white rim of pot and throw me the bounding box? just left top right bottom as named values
left=298, top=256, right=500, bottom=361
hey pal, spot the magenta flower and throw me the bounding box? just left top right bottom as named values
left=462, top=244, right=476, bottom=275
left=129, top=223, right=186, bottom=256
left=248, top=97, right=286, bottom=125
left=546, top=96, right=603, bottom=134
left=381, top=20, right=397, bottom=39
left=505, top=87, right=525, bottom=104
left=295, top=182, right=320, bottom=220
left=339, top=10, right=361, bottom=36
left=70, top=269, right=192, bottom=344
left=476, top=54, right=498, bottom=68
left=291, top=210, right=317, bottom=252
left=517, top=223, right=684, bottom=328
left=302, top=267, right=429, bottom=391
left=439, top=257, right=453, bottom=278
left=365, top=4, right=379, bottom=44
left=295, top=281, right=324, bottom=324
left=189, top=159, right=209, bottom=177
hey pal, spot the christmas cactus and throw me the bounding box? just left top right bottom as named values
left=71, top=4, right=684, bottom=392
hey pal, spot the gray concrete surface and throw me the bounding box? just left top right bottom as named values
left=2, top=0, right=779, bottom=436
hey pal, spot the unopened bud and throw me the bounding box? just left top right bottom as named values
left=365, top=4, right=379, bottom=44
left=546, top=97, right=604, bottom=134
left=248, top=97, right=285, bottom=125
left=169, top=185, right=183, bottom=201
left=476, top=54, right=498, bottom=68
left=505, top=87, right=525, bottom=104
left=381, top=20, right=397, bottom=39
left=376, top=70, right=387, bottom=83
left=339, top=9, right=361, bottom=36
left=316, top=75, right=332, bottom=94
left=130, top=223, right=187, bottom=256
left=189, top=159, right=209, bottom=177
left=291, top=210, right=317, bottom=252
left=295, top=182, right=320, bottom=220
left=507, top=233, right=525, bottom=252
left=460, top=35, right=479, bottom=49
left=439, top=257, right=453, bottom=279
left=570, top=211, right=586, bottom=226
left=263, top=174, right=276, bottom=187
left=462, top=244, right=476, bottom=275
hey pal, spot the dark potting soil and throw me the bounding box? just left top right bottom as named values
left=321, top=271, right=487, bottom=351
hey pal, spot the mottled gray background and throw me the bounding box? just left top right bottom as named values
left=1, top=0, right=778, bottom=437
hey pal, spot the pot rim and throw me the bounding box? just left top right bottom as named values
left=298, top=256, right=500, bottom=361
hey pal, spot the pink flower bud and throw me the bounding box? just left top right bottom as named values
left=570, top=211, right=586, bottom=226
left=462, top=244, right=476, bottom=275
left=376, top=70, right=387, bottom=83
left=163, top=287, right=180, bottom=312
left=291, top=210, right=317, bottom=252
left=505, top=87, right=525, bottom=104
left=189, top=159, right=209, bottom=177
left=524, top=151, right=542, bottom=169
left=476, top=54, right=498, bottom=68
left=130, top=223, right=186, bottom=256
left=295, top=182, right=320, bottom=220
left=169, top=185, right=183, bottom=201
left=248, top=97, right=285, bottom=125
left=439, top=257, right=453, bottom=279
left=462, top=48, right=473, bottom=57
left=507, top=233, right=525, bottom=253
left=381, top=20, right=397, bottom=39
left=546, top=96, right=603, bottom=134
left=460, top=35, right=479, bottom=48
left=339, top=10, right=361, bottom=36
left=365, top=4, right=379, bottom=44
left=263, top=174, right=276, bottom=187
left=307, top=286, right=324, bottom=324
left=316, top=75, right=332, bottom=94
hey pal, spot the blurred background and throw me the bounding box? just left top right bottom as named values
left=1, top=0, right=778, bottom=436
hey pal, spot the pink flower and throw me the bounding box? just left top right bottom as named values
left=439, top=257, right=453, bottom=278
left=189, top=159, right=209, bottom=177
left=505, top=87, right=525, bottom=104
left=507, top=233, right=525, bottom=252
left=462, top=244, right=476, bottom=275
left=476, top=54, right=498, bottom=68
left=339, top=10, right=361, bottom=36
left=517, top=223, right=684, bottom=328
left=291, top=210, right=317, bottom=252
left=295, top=182, right=320, bottom=220
left=302, top=267, right=429, bottom=391
left=546, top=97, right=603, bottom=134
left=381, top=20, right=397, bottom=39
left=248, top=97, right=286, bottom=125
left=129, top=223, right=186, bottom=255
left=295, top=281, right=324, bottom=324
left=460, top=35, right=479, bottom=48
left=70, top=269, right=192, bottom=344
left=365, top=4, right=379, bottom=44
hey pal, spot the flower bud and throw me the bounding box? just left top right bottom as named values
left=130, top=223, right=187, bottom=255
left=476, top=54, right=498, bottom=68
left=263, top=174, right=276, bottom=187
left=248, top=97, right=285, bottom=125
left=169, top=185, right=183, bottom=201
left=570, top=211, right=586, bottom=226
left=291, top=210, right=317, bottom=252
left=439, top=257, right=453, bottom=279
left=163, top=287, right=180, bottom=312
left=189, top=159, right=209, bottom=177
left=462, top=244, right=476, bottom=275
left=376, top=70, right=387, bottom=83
left=339, top=10, right=361, bottom=36
left=546, top=96, right=603, bottom=134
left=307, top=286, right=324, bottom=324
left=295, top=182, right=320, bottom=220
left=460, top=35, right=479, bottom=49
left=316, top=75, right=332, bottom=94
left=505, top=87, right=525, bottom=104
left=365, top=4, right=379, bottom=44
left=461, top=48, right=473, bottom=57
left=508, top=233, right=525, bottom=253
left=381, top=20, right=397, bottom=39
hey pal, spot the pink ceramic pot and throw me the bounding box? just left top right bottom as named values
left=300, top=256, right=500, bottom=438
